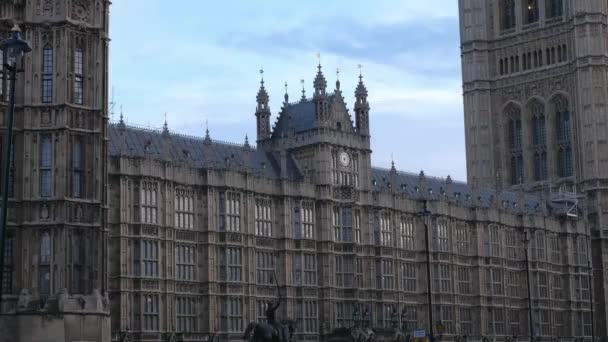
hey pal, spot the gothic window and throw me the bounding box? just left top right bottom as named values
left=219, top=247, right=242, bottom=282
left=2, top=234, right=13, bottom=293
left=534, top=271, right=549, bottom=298
left=335, top=255, right=354, bottom=287
left=506, top=271, right=520, bottom=297
left=39, top=231, right=51, bottom=296
left=255, top=198, right=272, bottom=237
left=130, top=293, right=141, bottom=330
left=42, top=47, right=53, bottom=103
left=575, top=236, right=588, bottom=265
left=500, top=0, right=516, bottom=30
left=73, top=47, right=83, bottom=104
left=433, top=264, right=452, bottom=293
left=40, top=134, right=52, bottom=197
left=176, top=297, right=196, bottom=332
left=300, top=201, right=315, bottom=239
left=485, top=224, right=502, bottom=257
left=399, top=216, right=415, bottom=250
left=555, top=96, right=573, bottom=177
left=485, top=268, right=504, bottom=296
left=333, top=207, right=354, bottom=242
left=220, top=192, right=241, bottom=232
left=255, top=251, right=275, bottom=285
left=401, top=262, right=417, bottom=292
left=456, top=266, right=471, bottom=294
left=221, top=297, right=243, bottom=332
left=143, top=294, right=160, bottom=331
left=533, top=230, right=546, bottom=261
left=296, top=300, right=318, bottom=333
left=174, top=188, right=194, bottom=229
left=487, top=307, right=505, bottom=335
left=549, top=234, right=560, bottom=263
left=524, top=0, right=539, bottom=24
left=551, top=274, right=564, bottom=300
left=376, top=259, right=395, bottom=290
left=140, top=240, right=159, bottom=277
left=175, top=244, right=195, bottom=281
left=506, top=105, right=524, bottom=184
left=71, top=136, right=84, bottom=198
left=140, top=181, right=158, bottom=224
left=256, top=300, right=268, bottom=322
left=70, top=230, right=85, bottom=293
left=433, top=218, right=450, bottom=253
left=459, top=307, right=472, bottom=335
left=546, top=0, right=563, bottom=18
left=356, top=258, right=364, bottom=288
left=454, top=222, right=471, bottom=254
left=380, top=212, right=392, bottom=246
left=530, top=101, right=548, bottom=181
left=437, top=306, right=454, bottom=333
left=505, top=229, right=519, bottom=260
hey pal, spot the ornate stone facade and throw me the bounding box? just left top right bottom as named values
left=107, top=66, right=591, bottom=341
left=459, top=0, right=608, bottom=338
left=0, top=0, right=111, bottom=341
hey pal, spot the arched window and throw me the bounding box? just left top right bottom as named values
left=546, top=0, right=563, bottom=18
left=506, top=105, right=524, bottom=185
left=524, top=0, right=539, bottom=24
left=530, top=101, right=547, bottom=181
left=500, top=0, right=516, bottom=30
left=73, top=47, right=84, bottom=104
left=554, top=96, right=573, bottom=177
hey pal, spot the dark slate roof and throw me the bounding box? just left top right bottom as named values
left=272, top=96, right=336, bottom=138
left=371, top=167, right=576, bottom=216
left=109, top=124, right=302, bottom=180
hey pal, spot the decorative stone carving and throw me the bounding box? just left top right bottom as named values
left=40, top=204, right=49, bottom=220
left=71, top=0, right=90, bottom=22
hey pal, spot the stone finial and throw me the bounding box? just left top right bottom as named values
left=162, top=113, right=170, bottom=137
left=446, top=175, right=452, bottom=184
left=335, top=68, right=341, bottom=91
left=244, top=134, right=250, bottom=149
left=300, top=79, right=306, bottom=102
left=283, top=82, right=289, bottom=104
left=204, top=123, right=212, bottom=145
left=419, top=170, right=425, bottom=179
left=313, top=63, right=327, bottom=97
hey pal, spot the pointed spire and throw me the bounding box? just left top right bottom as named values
left=256, top=68, right=269, bottom=112
left=335, top=68, right=341, bottom=91
left=313, top=62, right=327, bottom=97
left=300, top=79, right=306, bottom=102
left=419, top=170, right=425, bottom=180
left=162, top=113, right=170, bottom=137
left=204, top=120, right=212, bottom=145
left=118, top=105, right=126, bottom=130
left=390, top=153, right=396, bottom=173
left=355, top=64, right=368, bottom=99
left=446, top=175, right=452, bottom=185
left=284, top=82, right=289, bottom=104
left=244, top=134, right=250, bottom=149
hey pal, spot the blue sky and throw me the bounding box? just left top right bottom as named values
left=109, top=1, right=465, bottom=180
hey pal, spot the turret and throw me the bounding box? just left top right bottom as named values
left=313, top=64, right=329, bottom=122
left=354, top=70, right=369, bottom=136
left=255, top=71, right=271, bottom=142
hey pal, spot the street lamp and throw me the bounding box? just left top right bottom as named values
left=419, top=200, right=434, bottom=342
left=521, top=227, right=534, bottom=342
left=0, top=24, right=31, bottom=304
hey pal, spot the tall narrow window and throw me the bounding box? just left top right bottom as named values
left=507, top=106, right=524, bottom=184
left=256, top=251, right=274, bottom=285
left=524, top=0, right=539, bottom=24
left=401, top=262, right=417, bottom=292
left=335, top=255, right=354, bottom=288
left=546, top=0, right=563, bottom=18
left=255, top=198, right=272, bottom=237
left=72, top=136, right=84, bottom=198
left=380, top=212, right=392, bottom=246
left=176, top=244, right=195, bottom=281
left=40, top=134, right=52, bottom=197
left=302, top=201, right=315, bottom=239
left=70, top=231, right=85, bottom=293
left=143, top=294, right=159, bottom=331
left=140, top=239, right=159, bottom=277
left=73, top=48, right=83, bottom=104
left=399, top=216, right=415, bottom=250
left=176, top=297, right=196, bottom=332
left=500, top=0, right=516, bottom=30
left=333, top=207, right=353, bottom=242
left=303, top=253, right=317, bottom=285
left=219, top=247, right=242, bottom=282
left=222, top=192, right=241, bottom=232
left=174, top=188, right=194, bottom=229
left=39, top=232, right=51, bottom=296
left=42, top=47, right=53, bottom=103
left=2, top=234, right=13, bottom=293
left=434, top=219, right=450, bottom=253
left=555, top=96, right=573, bottom=177
left=140, top=181, right=158, bottom=224
left=530, top=101, right=548, bottom=181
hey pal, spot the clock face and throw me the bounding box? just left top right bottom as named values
left=339, top=152, right=351, bottom=167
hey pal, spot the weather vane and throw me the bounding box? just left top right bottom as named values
left=316, top=52, right=321, bottom=65
left=336, top=68, right=340, bottom=80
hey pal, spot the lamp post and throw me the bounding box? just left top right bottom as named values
left=420, top=200, right=434, bottom=342
left=522, top=227, right=534, bottom=342
left=0, top=25, right=31, bottom=304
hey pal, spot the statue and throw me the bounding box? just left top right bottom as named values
left=243, top=272, right=296, bottom=342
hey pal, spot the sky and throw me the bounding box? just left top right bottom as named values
left=109, top=0, right=466, bottom=181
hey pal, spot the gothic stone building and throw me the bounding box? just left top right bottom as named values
left=107, top=66, right=592, bottom=341
left=0, top=1, right=599, bottom=342
left=459, top=0, right=608, bottom=338
left=0, top=0, right=111, bottom=342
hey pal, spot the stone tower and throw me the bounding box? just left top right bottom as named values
left=0, top=1, right=111, bottom=341
left=459, top=0, right=608, bottom=336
